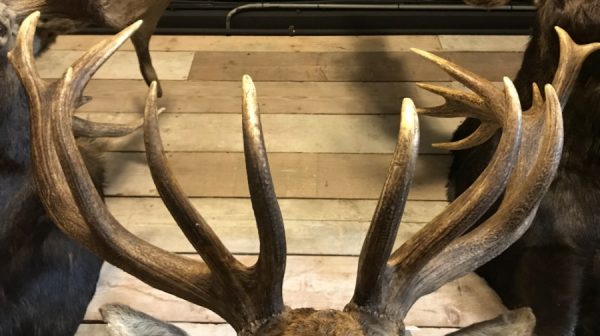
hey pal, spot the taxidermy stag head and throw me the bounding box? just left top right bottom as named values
left=11, top=11, right=565, bottom=336
left=5, top=0, right=171, bottom=96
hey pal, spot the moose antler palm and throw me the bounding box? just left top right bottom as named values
left=10, top=12, right=566, bottom=336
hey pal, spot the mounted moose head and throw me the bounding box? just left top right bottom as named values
left=10, top=12, right=565, bottom=336
left=5, top=0, right=170, bottom=96
left=449, top=1, right=600, bottom=335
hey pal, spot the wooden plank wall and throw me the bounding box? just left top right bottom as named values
left=35, top=33, right=528, bottom=335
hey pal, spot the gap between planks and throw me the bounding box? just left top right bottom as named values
left=103, top=152, right=451, bottom=200
left=81, top=112, right=462, bottom=154
left=78, top=80, right=468, bottom=115
left=105, top=197, right=448, bottom=255
left=36, top=50, right=522, bottom=82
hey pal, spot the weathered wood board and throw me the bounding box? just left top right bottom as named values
left=83, top=112, right=462, bottom=154
left=78, top=80, right=455, bottom=115
left=103, top=153, right=451, bottom=200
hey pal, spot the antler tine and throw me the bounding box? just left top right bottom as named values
left=7, top=11, right=47, bottom=92
left=411, top=48, right=503, bottom=113
left=348, top=99, right=419, bottom=310
left=242, top=75, right=287, bottom=315
left=52, top=68, right=216, bottom=302
left=143, top=81, right=247, bottom=288
left=416, top=83, right=491, bottom=121
left=552, top=27, right=600, bottom=105
left=9, top=12, right=148, bottom=140
left=415, top=83, right=501, bottom=150
left=72, top=116, right=146, bottom=138
left=141, top=77, right=287, bottom=329
left=412, top=83, right=563, bottom=301
left=411, top=50, right=507, bottom=150
left=11, top=10, right=225, bottom=321
left=433, top=122, right=499, bottom=151
left=385, top=78, right=523, bottom=319
left=67, top=20, right=143, bottom=111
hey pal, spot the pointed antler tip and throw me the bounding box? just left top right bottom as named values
left=402, top=97, right=416, bottom=109
left=64, top=66, right=75, bottom=79
left=411, top=48, right=434, bottom=59
left=502, top=77, right=517, bottom=92
left=544, top=83, right=558, bottom=97
left=554, top=26, right=575, bottom=45
left=29, top=11, right=41, bottom=20
left=401, top=98, right=418, bottom=133
left=242, top=75, right=256, bottom=92
left=19, top=11, right=41, bottom=34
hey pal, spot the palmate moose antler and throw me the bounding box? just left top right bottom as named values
left=11, top=12, right=565, bottom=336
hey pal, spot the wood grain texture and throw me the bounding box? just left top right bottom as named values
left=188, top=51, right=522, bottom=82
left=121, top=221, right=425, bottom=255
left=79, top=80, right=451, bottom=114
left=105, top=198, right=446, bottom=224
left=439, top=35, right=530, bottom=52
left=84, top=257, right=505, bottom=327
left=103, top=153, right=451, bottom=200
left=105, top=198, right=446, bottom=254
left=36, top=51, right=194, bottom=80
left=53, top=35, right=443, bottom=52
left=84, top=112, right=462, bottom=154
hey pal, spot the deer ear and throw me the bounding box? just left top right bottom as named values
left=447, top=308, right=535, bottom=336
left=99, top=304, right=190, bottom=336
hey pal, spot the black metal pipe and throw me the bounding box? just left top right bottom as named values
left=80, top=4, right=536, bottom=35
left=224, top=2, right=532, bottom=31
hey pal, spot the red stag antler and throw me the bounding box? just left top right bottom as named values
left=12, top=12, right=566, bottom=336
left=6, top=0, right=170, bottom=96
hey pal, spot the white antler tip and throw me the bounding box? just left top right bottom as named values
left=410, top=48, right=429, bottom=57
left=242, top=75, right=256, bottom=93
left=133, top=20, right=144, bottom=29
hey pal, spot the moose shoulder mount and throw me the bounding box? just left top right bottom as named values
left=10, top=11, right=567, bottom=336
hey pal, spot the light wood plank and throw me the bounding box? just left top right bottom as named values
left=36, top=51, right=194, bottom=80
left=85, top=113, right=462, bottom=154
left=439, top=35, right=529, bottom=52
left=103, top=153, right=450, bottom=200
left=124, top=221, right=425, bottom=255
left=76, top=323, right=456, bottom=336
left=188, top=51, right=522, bottom=82
left=106, top=198, right=446, bottom=224
left=84, top=257, right=505, bottom=328
left=106, top=198, right=446, bottom=254
left=53, top=35, right=442, bottom=52
left=79, top=80, right=448, bottom=114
